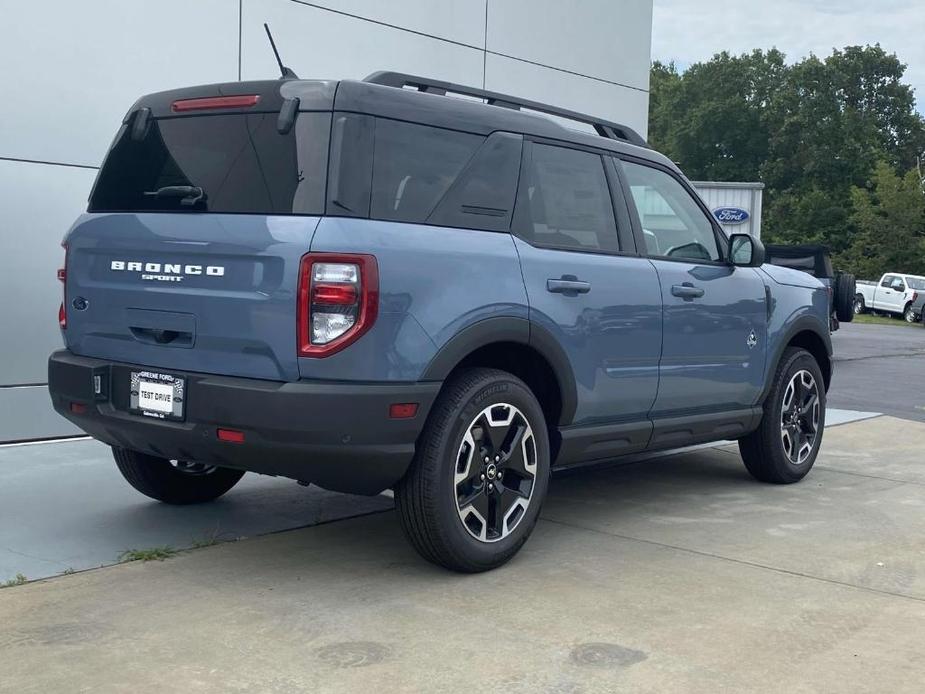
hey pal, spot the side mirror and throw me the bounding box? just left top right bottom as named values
left=729, top=233, right=765, bottom=268
left=891, top=281, right=905, bottom=292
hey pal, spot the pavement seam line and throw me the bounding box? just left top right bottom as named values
left=539, top=516, right=925, bottom=605
left=835, top=350, right=925, bottom=363
left=814, top=465, right=925, bottom=487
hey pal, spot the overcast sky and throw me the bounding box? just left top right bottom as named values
left=651, top=0, right=924, bottom=114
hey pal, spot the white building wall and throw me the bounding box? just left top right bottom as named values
left=0, top=0, right=653, bottom=442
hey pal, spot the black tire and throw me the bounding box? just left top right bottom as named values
left=395, top=368, right=550, bottom=573
left=738, top=347, right=826, bottom=484
left=834, top=273, right=855, bottom=323
left=112, top=447, right=245, bottom=504
left=903, top=303, right=917, bottom=323
left=853, top=294, right=866, bottom=315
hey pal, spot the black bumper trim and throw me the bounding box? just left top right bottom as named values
left=48, top=350, right=440, bottom=495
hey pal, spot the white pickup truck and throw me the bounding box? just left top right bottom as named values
left=855, top=273, right=925, bottom=322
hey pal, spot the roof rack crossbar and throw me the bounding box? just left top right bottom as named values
left=364, top=71, right=647, bottom=148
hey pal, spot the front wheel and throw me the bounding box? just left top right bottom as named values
left=738, top=348, right=825, bottom=484
left=395, top=368, right=550, bottom=572
left=853, top=294, right=865, bottom=315
left=113, top=447, right=245, bottom=504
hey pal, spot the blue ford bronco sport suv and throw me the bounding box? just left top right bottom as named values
left=48, top=72, right=832, bottom=572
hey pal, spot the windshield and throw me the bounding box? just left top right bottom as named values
left=89, top=112, right=331, bottom=215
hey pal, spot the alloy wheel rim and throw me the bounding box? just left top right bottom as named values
left=779, top=370, right=820, bottom=465
left=454, top=403, right=537, bottom=543
left=170, top=460, right=218, bottom=476
left=905, top=308, right=915, bottom=323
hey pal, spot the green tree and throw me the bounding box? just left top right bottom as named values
left=648, top=44, right=925, bottom=272
left=838, top=162, right=925, bottom=278
left=649, top=50, right=785, bottom=182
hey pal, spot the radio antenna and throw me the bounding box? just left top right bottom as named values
left=263, top=23, right=299, bottom=80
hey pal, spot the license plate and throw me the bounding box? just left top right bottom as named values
left=130, top=371, right=185, bottom=421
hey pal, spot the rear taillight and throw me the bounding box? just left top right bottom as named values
left=912, top=291, right=919, bottom=304
left=58, top=243, right=67, bottom=330
left=297, top=253, right=378, bottom=357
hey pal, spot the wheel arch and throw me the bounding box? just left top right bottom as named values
left=763, top=318, right=832, bottom=402
left=421, top=317, right=578, bottom=431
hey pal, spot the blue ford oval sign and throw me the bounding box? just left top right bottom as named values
left=713, top=207, right=750, bottom=224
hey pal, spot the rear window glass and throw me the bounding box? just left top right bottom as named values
left=369, top=119, right=482, bottom=223
left=89, top=112, right=331, bottom=215
left=517, top=144, right=619, bottom=252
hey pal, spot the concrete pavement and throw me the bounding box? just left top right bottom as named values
left=0, top=439, right=390, bottom=582
left=2, top=415, right=924, bottom=693
left=0, top=410, right=877, bottom=584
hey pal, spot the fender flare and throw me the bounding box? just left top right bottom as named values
left=760, top=315, right=832, bottom=403
left=421, top=317, right=578, bottom=426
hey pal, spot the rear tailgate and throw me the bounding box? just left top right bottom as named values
left=64, top=212, right=318, bottom=381
left=62, top=80, right=334, bottom=381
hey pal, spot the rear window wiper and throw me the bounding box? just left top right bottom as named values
left=143, top=185, right=206, bottom=207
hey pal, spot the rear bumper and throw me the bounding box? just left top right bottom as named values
left=48, top=350, right=440, bottom=494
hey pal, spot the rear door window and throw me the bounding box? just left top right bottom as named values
left=89, top=112, right=331, bottom=215
left=369, top=119, right=483, bottom=223
left=515, top=143, right=620, bottom=252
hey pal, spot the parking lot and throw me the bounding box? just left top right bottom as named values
left=2, top=321, right=924, bottom=692
left=827, top=321, right=925, bottom=421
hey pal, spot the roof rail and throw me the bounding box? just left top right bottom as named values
left=363, top=71, right=648, bottom=148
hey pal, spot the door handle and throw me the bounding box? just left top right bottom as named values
left=671, top=283, right=704, bottom=299
left=547, top=278, right=591, bottom=295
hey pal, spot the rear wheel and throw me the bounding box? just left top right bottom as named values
left=739, top=348, right=825, bottom=484
left=903, top=303, right=917, bottom=323
left=112, top=447, right=245, bottom=504
left=395, top=368, right=550, bottom=572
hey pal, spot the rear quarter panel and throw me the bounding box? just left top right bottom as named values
left=303, top=218, right=528, bottom=381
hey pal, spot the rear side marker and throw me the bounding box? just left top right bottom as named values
left=389, top=403, right=418, bottom=419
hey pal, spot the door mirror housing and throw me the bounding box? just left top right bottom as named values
left=729, top=233, right=765, bottom=267
left=891, top=279, right=905, bottom=292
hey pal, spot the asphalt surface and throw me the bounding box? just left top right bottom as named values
left=3, top=416, right=924, bottom=693
left=828, top=321, right=925, bottom=421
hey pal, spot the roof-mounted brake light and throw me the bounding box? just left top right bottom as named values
left=171, top=95, right=260, bottom=112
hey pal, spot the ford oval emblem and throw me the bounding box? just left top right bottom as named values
left=713, top=207, right=750, bottom=224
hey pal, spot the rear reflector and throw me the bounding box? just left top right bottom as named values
left=217, top=428, right=246, bottom=443
left=69, top=402, right=86, bottom=414
left=389, top=403, right=418, bottom=419
left=171, top=95, right=260, bottom=112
